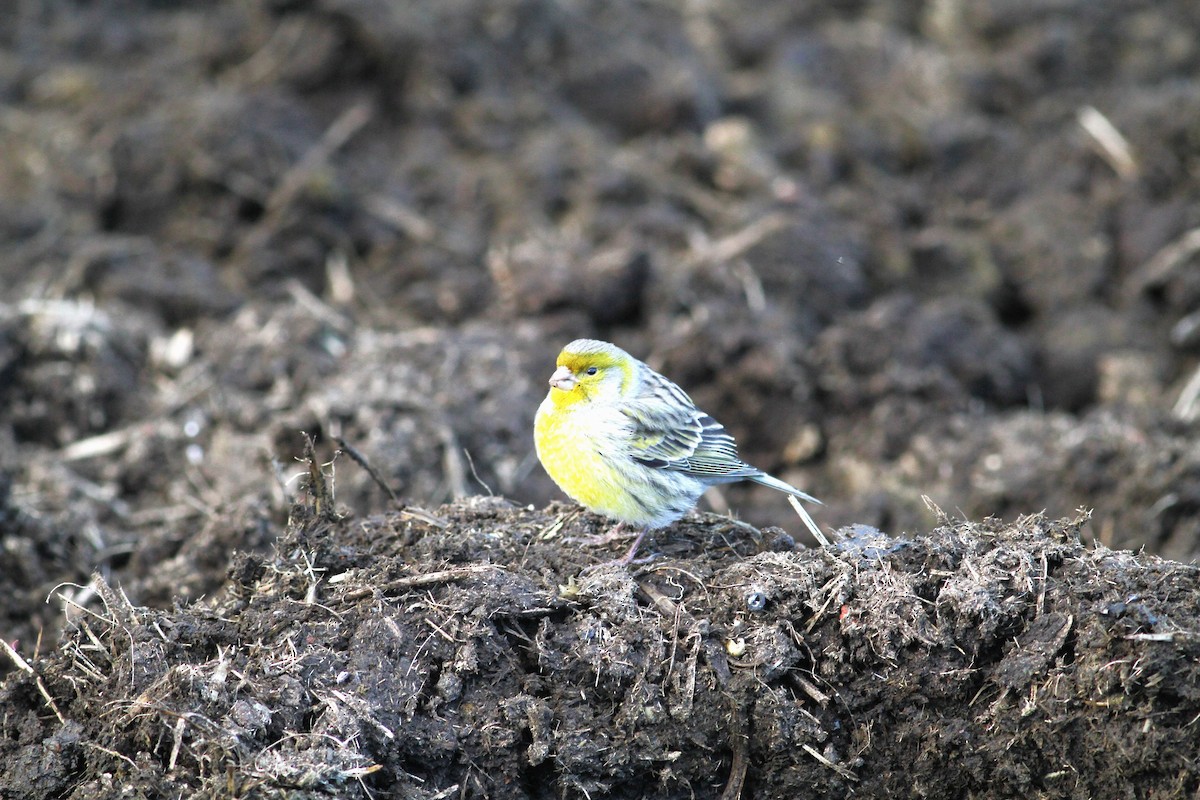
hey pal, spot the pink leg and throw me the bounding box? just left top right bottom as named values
left=566, top=522, right=637, bottom=547
left=616, top=527, right=650, bottom=565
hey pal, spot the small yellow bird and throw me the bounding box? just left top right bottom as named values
left=534, top=339, right=821, bottom=562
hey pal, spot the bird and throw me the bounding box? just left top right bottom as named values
left=534, top=338, right=822, bottom=563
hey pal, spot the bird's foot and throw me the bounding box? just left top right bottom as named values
left=565, top=522, right=639, bottom=548
left=572, top=526, right=657, bottom=570
left=616, top=527, right=650, bottom=565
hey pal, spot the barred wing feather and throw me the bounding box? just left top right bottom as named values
left=621, top=372, right=759, bottom=480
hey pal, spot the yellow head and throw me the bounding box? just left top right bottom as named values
left=546, top=339, right=636, bottom=408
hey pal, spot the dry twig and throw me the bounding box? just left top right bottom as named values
left=1, top=638, right=66, bottom=724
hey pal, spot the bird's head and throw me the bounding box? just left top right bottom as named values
left=547, top=339, right=634, bottom=407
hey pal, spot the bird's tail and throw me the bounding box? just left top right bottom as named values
left=749, top=472, right=822, bottom=505
left=749, top=471, right=825, bottom=543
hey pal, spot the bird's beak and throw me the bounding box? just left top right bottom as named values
left=548, top=365, right=577, bottom=392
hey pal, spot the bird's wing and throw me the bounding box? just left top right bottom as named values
left=620, top=371, right=758, bottom=480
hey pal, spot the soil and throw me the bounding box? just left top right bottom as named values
left=3, top=1, right=1200, bottom=797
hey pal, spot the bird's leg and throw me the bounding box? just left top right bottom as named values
left=616, top=527, right=650, bottom=565
left=566, top=521, right=639, bottom=547
left=575, top=526, right=659, bottom=571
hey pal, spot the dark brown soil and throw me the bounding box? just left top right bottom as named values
left=5, top=497, right=1200, bottom=799
left=4, top=0, right=1200, bottom=797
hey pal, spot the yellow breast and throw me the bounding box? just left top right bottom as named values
left=534, top=396, right=650, bottom=523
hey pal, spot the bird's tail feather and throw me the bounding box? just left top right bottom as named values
left=750, top=472, right=826, bottom=543
left=749, top=472, right=822, bottom=505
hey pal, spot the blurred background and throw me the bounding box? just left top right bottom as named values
left=3, top=0, right=1200, bottom=653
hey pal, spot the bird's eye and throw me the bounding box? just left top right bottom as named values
left=585, top=366, right=599, bottom=376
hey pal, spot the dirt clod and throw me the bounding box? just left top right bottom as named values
left=4, top=508, right=1200, bottom=798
